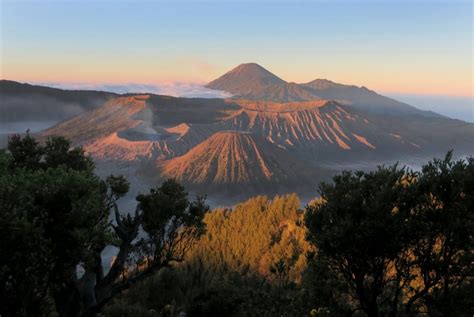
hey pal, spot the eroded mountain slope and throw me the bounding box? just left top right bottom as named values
left=158, top=131, right=328, bottom=193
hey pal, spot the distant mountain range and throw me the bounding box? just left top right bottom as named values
left=1, top=64, right=473, bottom=201
left=206, top=63, right=442, bottom=118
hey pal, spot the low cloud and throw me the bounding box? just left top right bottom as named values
left=38, top=82, right=233, bottom=99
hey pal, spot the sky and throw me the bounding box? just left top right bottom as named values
left=0, top=0, right=473, bottom=99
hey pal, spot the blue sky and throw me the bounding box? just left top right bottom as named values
left=1, top=0, right=472, bottom=99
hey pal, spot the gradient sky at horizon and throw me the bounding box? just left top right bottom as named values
left=1, top=0, right=473, bottom=97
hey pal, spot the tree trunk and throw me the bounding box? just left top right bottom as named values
left=355, top=279, right=379, bottom=317
left=53, top=281, right=81, bottom=317
left=78, top=271, right=99, bottom=316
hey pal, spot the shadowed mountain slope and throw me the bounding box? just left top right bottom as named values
left=301, top=79, right=441, bottom=117
left=41, top=95, right=150, bottom=144
left=0, top=80, right=117, bottom=122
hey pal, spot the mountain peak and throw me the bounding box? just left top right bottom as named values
left=231, top=62, right=275, bottom=75
left=226, top=62, right=283, bottom=80
left=206, top=63, right=286, bottom=94
left=206, top=63, right=324, bottom=102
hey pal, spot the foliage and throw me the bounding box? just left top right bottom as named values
left=105, top=261, right=311, bottom=317
left=0, top=134, right=107, bottom=316
left=0, top=134, right=208, bottom=317
left=304, top=152, right=474, bottom=316
left=188, top=194, right=312, bottom=283
left=105, top=194, right=314, bottom=316
left=404, top=152, right=474, bottom=316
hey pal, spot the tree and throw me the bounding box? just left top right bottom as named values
left=87, top=179, right=208, bottom=315
left=305, top=166, right=411, bottom=317
left=304, top=153, right=474, bottom=316
left=1, top=134, right=109, bottom=316
left=403, top=152, right=474, bottom=316
left=0, top=134, right=208, bottom=317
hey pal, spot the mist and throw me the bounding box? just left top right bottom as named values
left=0, top=95, right=85, bottom=123
left=0, top=121, right=58, bottom=134
left=39, top=82, right=233, bottom=99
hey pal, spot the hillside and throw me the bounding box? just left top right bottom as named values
left=301, top=79, right=442, bottom=117
left=41, top=94, right=243, bottom=161
left=0, top=80, right=117, bottom=122
left=158, top=131, right=326, bottom=193
left=187, top=194, right=311, bottom=282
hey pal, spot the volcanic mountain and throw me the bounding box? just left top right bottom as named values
left=207, top=63, right=442, bottom=118
left=158, top=131, right=327, bottom=193
left=206, top=63, right=319, bottom=102
left=206, top=63, right=285, bottom=92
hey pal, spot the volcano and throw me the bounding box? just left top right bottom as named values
left=206, top=63, right=318, bottom=102
left=158, top=131, right=327, bottom=193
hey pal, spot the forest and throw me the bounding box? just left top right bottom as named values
left=1, top=135, right=473, bottom=317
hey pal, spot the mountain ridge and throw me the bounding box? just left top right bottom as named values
left=0, top=80, right=117, bottom=122
left=34, top=92, right=474, bottom=201
left=157, top=130, right=328, bottom=193
left=206, top=63, right=444, bottom=118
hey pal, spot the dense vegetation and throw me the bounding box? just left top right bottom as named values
left=305, top=156, right=474, bottom=316
left=1, top=135, right=473, bottom=316
left=0, top=134, right=208, bottom=317
left=189, top=194, right=311, bottom=282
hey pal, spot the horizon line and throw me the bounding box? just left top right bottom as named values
left=3, top=78, right=473, bottom=99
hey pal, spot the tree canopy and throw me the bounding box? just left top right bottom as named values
left=0, top=134, right=208, bottom=317
left=305, top=152, right=474, bottom=316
